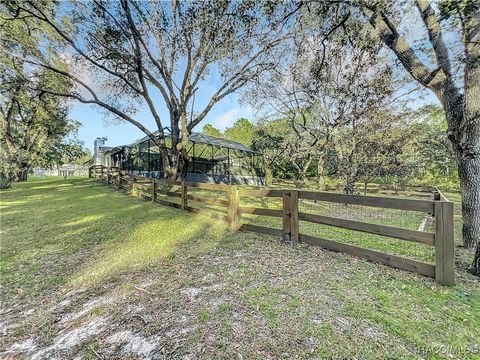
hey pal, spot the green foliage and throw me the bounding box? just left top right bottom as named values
left=202, top=124, right=223, bottom=138
left=407, top=106, right=459, bottom=190
left=201, top=118, right=256, bottom=148
left=252, top=118, right=316, bottom=180
left=253, top=104, right=460, bottom=190
left=331, top=112, right=415, bottom=193
left=224, top=118, right=255, bottom=147
left=34, top=132, right=92, bottom=168
left=0, top=1, right=75, bottom=187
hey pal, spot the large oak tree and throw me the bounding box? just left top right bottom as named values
left=248, top=12, right=399, bottom=188
left=6, top=0, right=293, bottom=179
left=0, top=1, right=77, bottom=188
left=356, top=0, right=479, bottom=273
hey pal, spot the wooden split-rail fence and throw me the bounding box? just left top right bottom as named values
left=89, top=165, right=455, bottom=285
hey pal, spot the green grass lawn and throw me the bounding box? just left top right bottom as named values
left=1, top=177, right=478, bottom=359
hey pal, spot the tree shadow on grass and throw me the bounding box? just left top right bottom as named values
left=69, top=212, right=227, bottom=287
left=0, top=177, right=228, bottom=310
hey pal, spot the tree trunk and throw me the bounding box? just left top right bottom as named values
left=178, top=148, right=190, bottom=180
left=295, top=172, right=306, bottom=189
left=438, top=90, right=480, bottom=274
left=0, top=172, right=13, bottom=189
left=343, top=154, right=358, bottom=195
left=161, top=145, right=191, bottom=181
left=0, top=182, right=11, bottom=189
left=455, top=135, right=480, bottom=275
left=440, top=77, right=479, bottom=250
left=177, top=110, right=191, bottom=181
left=162, top=153, right=177, bottom=180
left=361, top=0, right=480, bottom=274
left=15, top=169, right=28, bottom=182
left=457, top=152, right=480, bottom=249
left=343, top=181, right=355, bottom=195
left=364, top=181, right=368, bottom=195
left=461, top=0, right=480, bottom=272
left=471, top=241, right=480, bottom=276
left=295, top=157, right=312, bottom=189
left=316, top=152, right=327, bottom=190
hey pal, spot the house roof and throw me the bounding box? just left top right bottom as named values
left=98, top=146, right=114, bottom=152
left=83, top=157, right=94, bottom=166
left=101, top=146, right=126, bottom=155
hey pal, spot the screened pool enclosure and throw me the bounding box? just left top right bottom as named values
left=98, top=131, right=265, bottom=185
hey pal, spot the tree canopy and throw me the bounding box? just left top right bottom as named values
left=0, top=2, right=83, bottom=187
left=5, top=0, right=294, bottom=178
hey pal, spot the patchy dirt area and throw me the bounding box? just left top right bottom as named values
left=2, top=233, right=479, bottom=359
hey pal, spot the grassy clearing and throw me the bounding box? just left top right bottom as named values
left=1, top=177, right=478, bottom=359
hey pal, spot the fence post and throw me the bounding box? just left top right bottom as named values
left=118, top=171, right=121, bottom=189
left=181, top=180, right=188, bottom=210
left=283, top=191, right=291, bottom=243
left=106, top=168, right=110, bottom=185
left=434, top=200, right=455, bottom=285
left=151, top=179, right=156, bottom=203
left=132, top=176, right=136, bottom=197
left=227, top=185, right=239, bottom=231
left=290, top=190, right=299, bottom=245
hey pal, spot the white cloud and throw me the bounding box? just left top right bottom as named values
left=213, top=109, right=238, bottom=128
left=58, top=52, right=109, bottom=99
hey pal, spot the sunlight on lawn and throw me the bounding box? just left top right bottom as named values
left=29, top=183, right=76, bottom=190
left=1, top=177, right=231, bottom=298
left=64, top=214, right=103, bottom=227
left=71, top=213, right=228, bottom=285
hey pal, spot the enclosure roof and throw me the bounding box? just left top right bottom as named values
left=134, top=131, right=255, bottom=154
left=101, top=145, right=129, bottom=155
left=98, top=146, right=113, bottom=152
left=189, top=132, right=254, bottom=153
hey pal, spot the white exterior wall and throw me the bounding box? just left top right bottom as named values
left=33, top=165, right=89, bottom=177
left=94, top=137, right=107, bottom=165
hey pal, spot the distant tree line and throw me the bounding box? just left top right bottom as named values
left=203, top=107, right=458, bottom=193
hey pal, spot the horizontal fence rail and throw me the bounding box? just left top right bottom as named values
left=238, top=207, right=283, bottom=217
left=299, top=190, right=435, bottom=213
left=299, top=233, right=436, bottom=278
left=90, top=165, right=455, bottom=285
left=298, top=212, right=435, bottom=245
